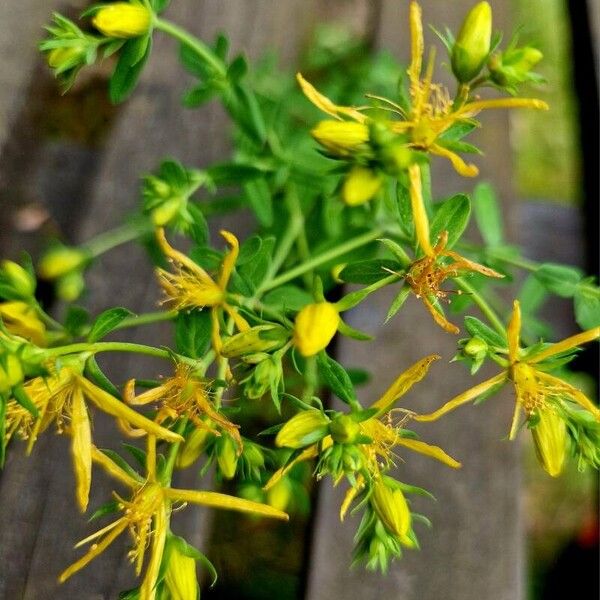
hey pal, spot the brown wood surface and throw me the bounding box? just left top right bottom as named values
left=0, top=1, right=531, bottom=599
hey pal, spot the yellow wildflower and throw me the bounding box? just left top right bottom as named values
left=92, top=3, right=152, bottom=39
left=416, top=300, right=600, bottom=476
left=156, top=228, right=249, bottom=355
left=5, top=365, right=180, bottom=512
left=0, top=301, right=46, bottom=346
left=293, top=301, right=340, bottom=357
left=59, top=436, right=288, bottom=598
left=405, top=229, right=503, bottom=333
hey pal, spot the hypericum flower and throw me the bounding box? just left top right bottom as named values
left=92, top=2, right=153, bottom=39
left=293, top=301, right=340, bottom=357
left=59, top=437, right=288, bottom=598
left=156, top=228, right=249, bottom=355
left=5, top=365, right=181, bottom=511
left=405, top=230, right=503, bottom=333
left=266, top=355, right=460, bottom=498
left=0, top=301, right=46, bottom=346
left=416, top=300, right=600, bottom=476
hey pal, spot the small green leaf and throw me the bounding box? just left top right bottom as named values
left=88, top=307, right=134, bottom=343
left=574, top=282, right=600, bottom=329
left=535, top=263, right=583, bottom=298
left=175, top=310, right=211, bottom=358
left=337, top=319, right=373, bottom=341
left=430, top=194, right=471, bottom=249
left=473, top=183, right=504, bottom=247
left=109, top=36, right=152, bottom=104
left=64, top=305, right=90, bottom=337
left=317, top=352, right=359, bottom=408
left=243, top=178, right=273, bottom=227
left=464, top=316, right=506, bottom=348
left=339, top=259, right=400, bottom=285
left=263, top=286, right=312, bottom=312
left=385, top=286, right=411, bottom=322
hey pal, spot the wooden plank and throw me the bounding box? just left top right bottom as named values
left=306, top=2, right=524, bottom=599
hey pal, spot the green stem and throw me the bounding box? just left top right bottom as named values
left=163, top=418, right=189, bottom=482
left=154, top=18, right=227, bottom=77
left=454, top=277, right=506, bottom=336
left=84, top=220, right=153, bottom=258
left=259, top=229, right=384, bottom=294
left=112, top=310, right=178, bottom=332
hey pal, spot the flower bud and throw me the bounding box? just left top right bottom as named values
left=244, top=356, right=283, bottom=400
left=266, top=477, right=293, bottom=513
left=93, top=3, right=153, bottom=39
left=176, top=427, right=214, bottom=469
left=216, top=435, right=238, bottom=480
left=56, top=271, right=85, bottom=302
left=221, top=325, right=289, bottom=358
left=293, top=302, right=340, bottom=357
left=0, top=355, right=24, bottom=394
left=329, top=414, right=361, bottom=444
left=38, top=246, right=88, bottom=280
left=531, top=408, right=566, bottom=478
left=311, top=121, right=369, bottom=157
left=275, top=410, right=330, bottom=449
left=47, top=46, right=87, bottom=70
left=451, top=2, right=492, bottom=83
left=463, top=336, right=488, bottom=357
left=371, top=478, right=413, bottom=545
left=0, top=260, right=35, bottom=299
left=489, top=47, right=544, bottom=88
left=380, top=143, right=413, bottom=173
left=0, top=301, right=46, bottom=346
left=163, top=537, right=199, bottom=600
left=342, top=167, right=383, bottom=206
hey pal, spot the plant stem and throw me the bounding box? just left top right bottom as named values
left=259, top=229, right=384, bottom=294
left=454, top=277, right=506, bottom=336
left=112, top=310, right=178, bottom=332
left=154, top=18, right=227, bottom=78
left=163, top=418, right=189, bottom=482
left=84, top=220, right=153, bottom=258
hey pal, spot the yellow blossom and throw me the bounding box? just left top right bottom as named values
left=342, top=166, right=384, bottom=206
left=0, top=301, right=46, bottom=346
left=416, top=300, right=600, bottom=476
left=92, top=3, right=152, bottom=39
left=5, top=365, right=181, bottom=512
left=293, top=302, right=340, bottom=357
left=405, top=229, right=503, bottom=333
left=156, top=228, right=249, bottom=355
left=59, top=437, right=287, bottom=598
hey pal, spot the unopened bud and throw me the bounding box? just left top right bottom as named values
left=0, top=355, right=24, bottom=393
left=463, top=337, right=488, bottom=357
left=329, top=414, right=361, bottom=444
left=452, top=2, right=492, bottom=83
left=176, top=427, right=214, bottom=469
left=531, top=408, right=566, bottom=478
left=266, top=477, right=293, bottom=513
left=275, top=410, right=330, bottom=449
left=216, top=435, right=238, bottom=480
left=311, top=121, right=369, bottom=157
left=371, top=478, right=413, bottom=545
left=0, top=261, right=35, bottom=299
left=93, top=3, right=153, bottom=39
left=56, top=271, right=85, bottom=302
left=342, top=167, right=383, bottom=206
left=38, top=247, right=88, bottom=280
left=489, top=47, right=544, bottom=88
left=164, top=537, right=199, bottom=600
left=221, top=325, right=289, bottom=358
left=293, top=302, right=339, bottom=357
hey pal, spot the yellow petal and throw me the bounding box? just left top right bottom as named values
left=394, top=437, right=461, bottom=468
left=218, top=230, right=240, bottom=290
left=408, top=1, right=424, bottom=86
left=263, top=444, right=320, bottom=491
left=535, top=371, right=600, bottom=419
left=296, top=73, right=367, bottom=122
left=528, top=327, right=600, bottom=364
left=415, top=371, right=508, bottom=421
left=165, top=488, right=289, bottom=520
left=155, top=228, right=214, bottom=283
left=139, top=502, right=168, bottom=600
left=340, top=476, right=365, bottom=521
left=443, top=250, right=504, bottom=279
left=459, top=97, right=549, bottom=115
left=507, top=300, right=521, bottom=363
left=371, top=354, right=440, bottom=415
left=77, top=377, right=183, bottom=443
left=58, top=520, right=128, bottom=583
left=408, top=164, right=434, bottom=257
left=429, top=144, right=479, bottom=177
left=70, top=387, right=92, bottom=512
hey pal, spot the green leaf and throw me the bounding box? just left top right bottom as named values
left=12, top=385, right=39, bottom=418
left=186, top=203, right=209, bottom=246
left=109, top=35, right=152, bottom=104
left=89, top=500, right=120, bottom=521
left=182, top=83, right=217, bottom=108
left=385, top=286, right=411, bottom=322
left=438, top=120, right=478, bottom=141
left=88, top=307, right=134, bottom=342
left=574, top=283, right=600, bottom=329
left=430, top=194, right=471, bottom=249
left=243, top=178, right=273, bottom=227
left=535, top=263, right=583, bottom=298
left=337, top=319, right=373, bottom=341
left=175, top=310, right=211, bottom=358
left=263, top=286, right=312, bottom=312
left=473, top=183, right=504, bottom=247
left=227, top=54, right=248, bottom=82
left=151, top=0, right=171, bottom=13
left=64, top=305, right=90, bottom=337
left=236, top=237, right=275, bottom=292
left=317, top=352, right=358, bottom=408
left=339, top=259, right=401, bottom=285
left=464, top=316, right=506, bottom=348
left=85, top=356, right=121, bottom=398
left=207, top=162, right=264, bottom=186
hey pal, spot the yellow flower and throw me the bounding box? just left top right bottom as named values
left=0, top=301, right=46, bottom=346
left=265, top=355, right=460, bottom=505
left=5, top=365, right=181, bottom=512
left=59, top=436, right=287, bottom=598
left=405, top=229, right=503, bottom=333
left=92, top=3, right=152, bottom=38
left=293, top=302, right=340, bottom=357
left=416, top=300, right=600, bottom=476
left=156, top=228, right=249, bottom=355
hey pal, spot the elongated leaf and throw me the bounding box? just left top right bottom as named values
left=340, top=259, right=400, bottom=285
left=464, top=316, right=506, bottom=348
left=175, top=310, right=211, bottom=358
left=317, top=352, right=358, bottom=408
left=535, top=263, right=582, bottom=298
left=243, top=178, right=273, bottom=227
left=430, top=194, right=471, bottom=249
left=88, top=307, right=134, bottom=342
left=109, top=36, right=152, bottom=104
left=473, top=183, right=504, bottom=247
